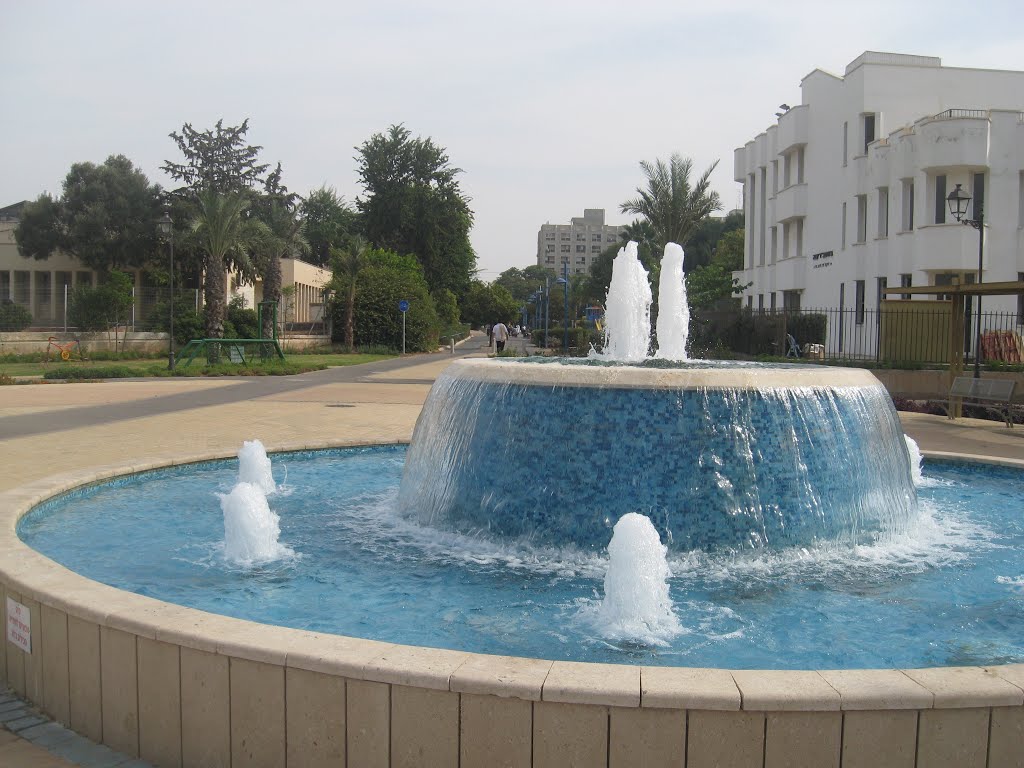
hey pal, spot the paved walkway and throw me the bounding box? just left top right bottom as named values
left=2, top=336, right=1022, bottom=765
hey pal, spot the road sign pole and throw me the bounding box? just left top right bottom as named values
left=398, top=299, right=409, bottom=354
left=402, top=311, right=406, bottom=355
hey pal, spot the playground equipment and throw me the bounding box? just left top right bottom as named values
left=175, top=301, right=285, bottom=368
left=44, top=336, right=88, bottom=362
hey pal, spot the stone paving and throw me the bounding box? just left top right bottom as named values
left=1, top=333, right=1022, bottom=765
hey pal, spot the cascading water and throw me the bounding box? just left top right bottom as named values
left=219, top=440, right=293, bottom=565
left=587, top=513, right=683, bottom=645
left=399, top=239, right=919, bottom=551
left=655, top=243, right=689, bottom=361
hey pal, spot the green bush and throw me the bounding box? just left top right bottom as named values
left=43, top=365, right=139, bottom=380
left=533, top=326, right=597, bottom=355
left=226, top=295, right=259, bottom=339
left=0, top=300, right=32, bottom=331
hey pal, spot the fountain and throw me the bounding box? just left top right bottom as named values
left=10, top=241, right=1024, bottom=768
left=398, top=241, right=917, bottom=552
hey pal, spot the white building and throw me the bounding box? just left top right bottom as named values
left=536, top=209, right=625, bottom=275
left=733, top=51, right=1024, bottom=324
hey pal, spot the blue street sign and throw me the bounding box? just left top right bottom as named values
left=398, top=300, right=410, bottom=313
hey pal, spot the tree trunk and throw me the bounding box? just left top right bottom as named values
left=262, top=251, right=282, bottom=340
left=204, top=255, right=226, bottom=339
left=344, top=281, right=356, bottom=351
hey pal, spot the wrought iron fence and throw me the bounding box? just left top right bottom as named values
left=691, top=306, right=1024, bottom=366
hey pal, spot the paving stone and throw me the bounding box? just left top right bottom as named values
left=5, top=714, right=47, bottom=732
left=49, top=735, right=136, bottom=768
left=20, top=720, right=77, bottom=748
left=0, top=704, right=30, bottom=720
left=0, top=698, right=28, bottom=713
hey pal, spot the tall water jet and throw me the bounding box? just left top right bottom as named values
left=238, top=439, right=276, bottom=495
left=596, top=241, right=651, bottom=362
left=655, top=243, right=689, bottom=361
left=220, top=482, right=293, bottom=565
left=592, top=513, right=682, bottom=645
left=904, top=435, right=924, bottom=487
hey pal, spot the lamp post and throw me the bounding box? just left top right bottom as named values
left=157, top=206, right=175, bottom=370
left=946, top=183, right=984, bottom=379
left=543, top=276, right=550, bottom=349
left=557, top=262, right=569, bottom=351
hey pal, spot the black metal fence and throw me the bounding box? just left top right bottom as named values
left=691, top=306, right=1024, bottom=366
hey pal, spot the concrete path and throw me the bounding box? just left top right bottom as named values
left=2, top=335, right=1022, bottom=766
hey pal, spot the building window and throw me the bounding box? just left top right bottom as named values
left=783, top=290, right=801, bottom=311
left=561, top=233, right=569, bottom=240
left=758, top=294, right=764, bottom=312
left=1019, top=173, right=1024, bottom=228
left=591, top=233, right=601, bottom=241
left=747, top=295, right=753, bottom=310
left=877, top=187, right=889, bottom=237
left=577, top=233, right=585, bottom=240
left=795, top=219, right=803, bottom=259
left=876, top=277, right=887, bottom=324
left=901, top=179, right=914, bottom=231
left=560, top=244, right=569, bottom=252
left=782, top=221, right=791, bottom=259
left=855, top=280, right=865, bottom=325
left=862, top=113, right=876, bottom=154
left=545, top=232, right=555, bottom=240
left=576, top=245, right=585, bottom=252
left=841, top=202, right=847, bottom=249
left=934, top=174, right=946, bottom=224
left=856, top=195, right=867, bottom=243
left=796, top=147, right=805, bottom=184
left=576, top=257, right=587, bottom=264
left=770, top=226, right=777, bottom=264
left=546, top=244, right=555, bottom=252
left=770, top=292, right=777, bottom=311
left=591, top=245, right=600, bottom=253
left=842, top=121, right=848, bottom=167
left=900, top=273, right=912, bottom=300
left=782, top=155, right=791, bottom=188
left=772, top=160, right=779, bottom=194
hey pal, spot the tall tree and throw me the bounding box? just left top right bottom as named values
left=355, top=124, right=476, bottom=300
left=253, top=164, right=305, bottom=339
left=331, top=235, right=369, bottom=350
left=163, top=118, right=269, bottom=337
left=620, top=154, right=722, bottom=251
left=14, top=156, right=162, bottom=272
left=190, top=190, right=266, bottom=339
left=494, top=265, right=554, bottom=304
left=300, top=186, right=359, bottom=267
left=163, top=119, right=268, bottom=196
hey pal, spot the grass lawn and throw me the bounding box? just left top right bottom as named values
left=0, top=352, right=396, bottom=380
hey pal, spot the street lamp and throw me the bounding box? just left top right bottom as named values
left=157, top=206, right=175, bottom=370
left=556, top=262, right=569, bottom=352
left=946, top=183, right=984, bottom=379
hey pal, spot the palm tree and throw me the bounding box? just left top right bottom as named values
left=191, top=189, right=264, bottom=340
left=620, top=154, right=722, bottom=250
left=258, top=200, right=307, bottom=340
left=333, top=236, right=369, bottom=351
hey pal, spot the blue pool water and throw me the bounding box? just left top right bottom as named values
left=18, top=446, right=1024, bottom=669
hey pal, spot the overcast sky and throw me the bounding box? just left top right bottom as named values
left=2, top=1, right=1022, bottom=280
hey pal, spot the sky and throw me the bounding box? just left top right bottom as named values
left=3, top=0, right=1023, bottom=281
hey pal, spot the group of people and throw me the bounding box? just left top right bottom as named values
left=486, top=322, right=527, bottom=353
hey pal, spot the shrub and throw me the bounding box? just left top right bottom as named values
left=43, top=365, right=139, bottom=380
left=534, top=327, right=599, bottom=355
left=0, top=300, right=32, bottom=331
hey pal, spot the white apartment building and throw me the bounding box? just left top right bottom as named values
left=536, top=208, right=626, bottom=275
left=734, top=51, right=1024, bottom=323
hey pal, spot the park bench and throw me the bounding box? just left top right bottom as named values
left=947, top=376, right=1018, bottom=428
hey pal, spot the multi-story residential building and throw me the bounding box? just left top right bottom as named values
left=733, top=51, right=1024, bottom=326
left=536, top=208, right=626, bottom=275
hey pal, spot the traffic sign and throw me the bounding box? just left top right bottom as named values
left=398, top=300, right=410, bottom=312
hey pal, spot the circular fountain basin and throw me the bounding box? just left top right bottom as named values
left=399, top=358, right=917, bottom=550
left=5, top=444, right=1024, bottom=767
left=16, top=446, right=1024, bottom=670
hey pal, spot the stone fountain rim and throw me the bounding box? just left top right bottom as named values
left=3, top=440, right=1024, bottom=712
left=445, top=357, right=885, bottom=390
